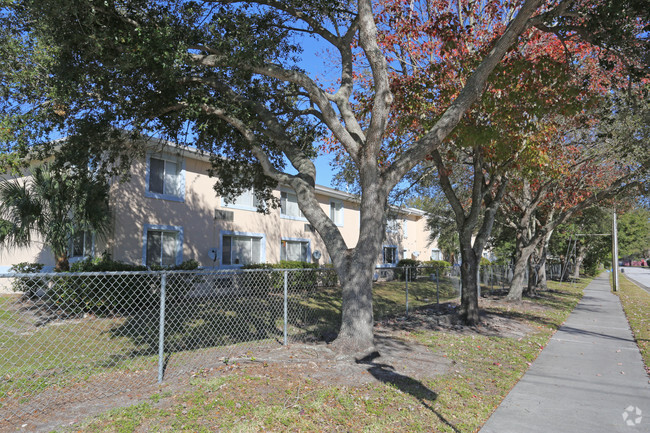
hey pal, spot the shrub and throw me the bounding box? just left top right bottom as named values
left=9, top=262, right=45, bottom=297
left=240, top=261, right=320, bottom=292
left=51, top=255, right=199, bottom=315
left=150, top=259, right=200, bottom=271
left=395, top=259, right=420, bottom=280
left=421, top=260, right=451, bottom=276
left=480, top=257, right=491, bottom=266
left=70, top=254, right=146, bottom=272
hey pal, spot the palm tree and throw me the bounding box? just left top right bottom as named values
left=0, top=164, right=110, bottom=271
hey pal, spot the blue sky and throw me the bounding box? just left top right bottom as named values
left=292, top=33, right=342, bottom=188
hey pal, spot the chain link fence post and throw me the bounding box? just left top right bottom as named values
left=436, top=269, right=440, bottom=309
left=158, top=273, right=166, bottom=384
left=405, top=267, right=409, bottom=316
left=283, top=270, right=288, bottom=346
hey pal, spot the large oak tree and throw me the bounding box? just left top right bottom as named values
left=1, top=0, right=647, bottom=351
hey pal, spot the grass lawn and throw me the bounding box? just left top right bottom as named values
left=0, top=274, right=459, bottom=415
left=65, top=278, right=590, bottom=433
left=616, top=275, right=650, bottom=371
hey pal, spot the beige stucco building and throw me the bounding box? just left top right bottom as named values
left=0, top=147, right=439, bottom=272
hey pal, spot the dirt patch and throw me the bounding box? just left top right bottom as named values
left=377, top=301, right=536, bottom=339
left=249, top=329, right=452, bottom=387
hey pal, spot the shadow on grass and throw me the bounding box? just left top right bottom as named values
left=355, top=351, right=459, bottom=433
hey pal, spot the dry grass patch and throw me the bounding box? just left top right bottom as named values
left=617, top=275, right=650, bottom=374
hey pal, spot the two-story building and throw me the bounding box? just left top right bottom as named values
left=0, top=145, right=439, bottom=272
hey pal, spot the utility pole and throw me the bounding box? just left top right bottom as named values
left=612, top=209, right=619, bottom=292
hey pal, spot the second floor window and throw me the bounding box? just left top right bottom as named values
left=386, top=217, right=400, bottom=233
left=281, top=191, right=305, bottom=219
left=330, top=200, right=343, bottom=226
left=148, top=156, right=183, bottom=199
left=222, top=188, right=260, bottom=210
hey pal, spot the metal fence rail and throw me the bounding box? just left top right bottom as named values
left=0, top=264, right=522, bottom=424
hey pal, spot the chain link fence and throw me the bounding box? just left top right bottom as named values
left=0, top=268, right=340, bottom=425
left=0, top=263, right=530, bottom=425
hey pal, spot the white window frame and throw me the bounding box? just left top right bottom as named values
left=220, top=230, right=266, bottom=268
left=402, top=219, right=408, bottom=238
left=142, top=224, right=184, bottom=267
left=431, top=249, right=442, bottom=261
left=280, top=237, right=311, bottom=263
left=69, top=230, right=95, bottom=261
left=221, top=188, right=261, bottom=212
left=145, top=153, right=186, bottom=202
left=329, top=199, right=344, bottom=226
left=280, top=190, right=306, bottom=221
left=381, top=245, right=399, bottom=267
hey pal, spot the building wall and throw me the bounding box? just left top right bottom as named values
left=1, top=150, right=437, bottom=270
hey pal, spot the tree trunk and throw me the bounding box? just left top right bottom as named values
left=327, top=174, right=387, bottom=354
left=54, top=253, right=69, bottom=272
left=333, top=252, right=377, bottom=354
left=525, top=254, right=537, bottom=297
left=506, top=242, right=538, bottom=301
left=573, top=243, right=587, bottom=279
left=459, top=244, right=480, bottom=324
left=536, top=244, right=548, bottom=291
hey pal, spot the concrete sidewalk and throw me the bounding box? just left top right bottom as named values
left=480, top=274, right=649, bottom=433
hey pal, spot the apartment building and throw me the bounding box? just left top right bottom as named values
left=0, top=146, right=439, bottom=272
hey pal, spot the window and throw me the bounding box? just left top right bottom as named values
left=281, top=191, right=305, bottom=219
left=402, top=219, right=408, bottom=238
left=146, top=155, right=185, bottom=201
left=431, top=249, right=442, bottom=261
left=143, top=225, right=183, bottom=267
left=281, top=239, right=310, bottom=262
left=70, top=230, right=93, bottom=258
left=386, top=217, right=400, bottom=233
left=221, top=188, right=260, bottom=211
left=222, top=233, right=263, bottom=266
left=383, top=246, right=398, bottom=265
left=329, top=200, right=343, bottom=226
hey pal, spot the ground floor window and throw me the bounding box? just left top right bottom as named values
left=145, top=226, right=182, bottom=267
left=281, top=239, right=310, bottom=262
left=222, top=234, right=263, bottom=265
left=431, top=249, right=442, bottom=261
left=70, top=230, right=93, bottom=258
left=383, top=246, right=398, bottom=265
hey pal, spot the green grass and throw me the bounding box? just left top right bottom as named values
left=616, top=275, right=650, bottom=370
left=72, top=278, right=590, bottom=433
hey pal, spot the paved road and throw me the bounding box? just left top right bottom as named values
left=622, top=266, right=650, bottom=293
left=480, top=274, right=650, bottom=433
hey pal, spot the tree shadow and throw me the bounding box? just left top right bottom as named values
left=355, top=351, right=459, bottom=433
